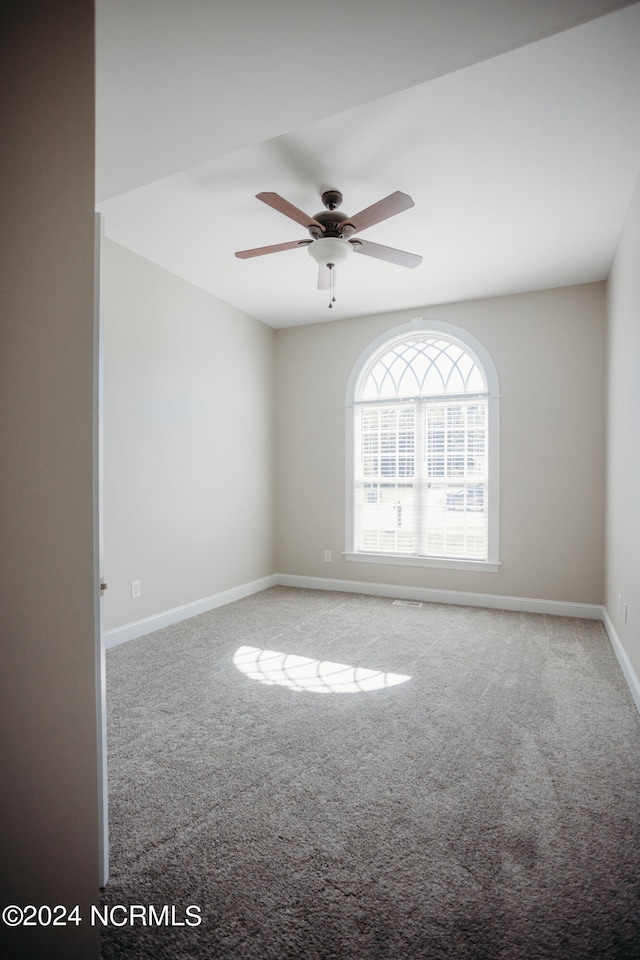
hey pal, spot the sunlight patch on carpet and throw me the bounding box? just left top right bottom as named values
left=233, top=646, right=411, bottom=694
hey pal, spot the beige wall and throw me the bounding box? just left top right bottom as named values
left=606, top=172, right=640, bottom=678
left=103, top=240, right=276, bottom=631
left=276, top=282, right=606, bottom=605
left=0, top=3, right=100, bottom=959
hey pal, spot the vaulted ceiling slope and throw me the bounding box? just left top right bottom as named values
left=97, top=0, right=640, bottom=327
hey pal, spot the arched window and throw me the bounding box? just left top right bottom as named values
left=345, top=320, right=500, bottom=571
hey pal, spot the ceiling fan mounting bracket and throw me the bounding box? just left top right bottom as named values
left=321, top=189, right=343, bottom=211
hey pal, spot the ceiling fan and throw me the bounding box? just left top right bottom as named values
left=235, top=189, right=422, bottom=307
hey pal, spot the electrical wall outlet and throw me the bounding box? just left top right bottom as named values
left=324, top=550, right=332, bottom=562
left=623, top=603, right=628, bottom=623
left=131, top=580, right=141, bottom=599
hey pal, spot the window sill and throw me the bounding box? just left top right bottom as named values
left=344, top=552, right=501, bottom=573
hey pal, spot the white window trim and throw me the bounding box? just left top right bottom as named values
left=344, top=317, right=501, bottom=572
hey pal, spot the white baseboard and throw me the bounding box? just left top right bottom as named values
left=105, top=573, right=602, bottom=650
left=601, top=606, right=640, bottom=714
left=275, top=573, right=604, bottom=620
left=103, top=573, right=639, bottom=715
left=103, top=574, right=279, bottom=648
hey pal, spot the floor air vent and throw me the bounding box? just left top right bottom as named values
left=392, top=599, right=423, bottom=608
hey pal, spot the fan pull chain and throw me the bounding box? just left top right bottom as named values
left=328, top=263, right=336, bottom=309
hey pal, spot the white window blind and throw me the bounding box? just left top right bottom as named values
left=353, top=335, right=490, bottom=562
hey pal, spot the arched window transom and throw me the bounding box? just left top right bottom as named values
left=360, top=337, right=486, bottom=400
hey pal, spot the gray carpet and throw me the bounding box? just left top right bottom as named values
left=101, top=587, right=640, bottom=959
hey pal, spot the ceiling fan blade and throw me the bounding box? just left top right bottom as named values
left=235, top=239, right=311, bottom=259
left=317, top=264, right=330, bottom=289
left=256, top=192, right=326, bottom=232
left=341, top=191, right=415, bottom=235
left=351, top=238, right=422, bottom=268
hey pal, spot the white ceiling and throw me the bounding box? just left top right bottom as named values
left=96, top=0, right=640, bottom=328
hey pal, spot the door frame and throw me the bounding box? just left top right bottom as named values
left=94, top=212, right=109, bottom=887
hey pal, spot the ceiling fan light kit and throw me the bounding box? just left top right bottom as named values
left=307, top=236, right=353, bottom=267
left=307, top=236, right=353, bottom=307
left=235, top=189, right=422, bottom=307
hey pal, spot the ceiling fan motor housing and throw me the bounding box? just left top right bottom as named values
left=309, top=207, right=354, bottom=240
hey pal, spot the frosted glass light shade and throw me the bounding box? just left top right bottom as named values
left=307, top=236, right=353, bottom=267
